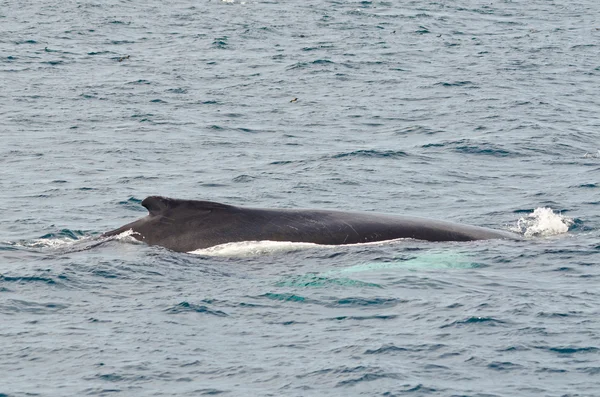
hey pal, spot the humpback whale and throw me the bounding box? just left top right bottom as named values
left=102, top=196, right=520, bottom=252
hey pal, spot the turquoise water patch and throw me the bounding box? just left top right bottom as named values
left=338, top=251, right=481, bottom=274
left=274, top=252, right=477, bottom=290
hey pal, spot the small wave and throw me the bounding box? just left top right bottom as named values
left=165, top=302, right=228, bottom=317
left=454, top=143, right=514, bottom=157
left=328, top=314, right=398, bottom=322
left=275, top=274, right=382, bottom=289
left=487, top=361, right=523, bottom=371
left=11, top=229, right=87, bottom=250
left=118, top=196, right=146, bottom=211
left=287, top=59, right=335, bottom=70
left=327, top=297, right=405, bottom=308
left=15, top=229, right=141, bottom=253
left=0, top=275, right=58, bottom=285
left=440, top=316, right=507, bottom=328
left=1, top=299, right=69, bottom=314
left=540, top=345, right=599, bottom=355
left=511, top=207, right=573, bottom=237
left=364, top=344, right=409, bottom=354
left=330, top=149, right=408, bottom=159
left=434, top=80, right=477, bottom=87
left=423, top=139, right=518, bottom=157
left=39, top=229, right=86, bottom=240
left=335, top=372, right=403, bottom=387
left=212, top=36, right=228, bottom=49
left=583, top=150, right=600, bottom=158
left=232, top=174, right=255, bottom=183
left=260, top=293, right=308, bottom=302
left=395, top=125, right=440, bottom=135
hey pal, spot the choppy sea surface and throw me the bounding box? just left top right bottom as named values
left=1, top=1, right=600, bottom=396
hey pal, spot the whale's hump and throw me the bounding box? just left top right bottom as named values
left=141, top=196, right=234, bottom=216
left=103, top=196, right=521, bottom=251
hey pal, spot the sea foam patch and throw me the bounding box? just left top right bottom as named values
left=512, top=207, right=573, bottom=237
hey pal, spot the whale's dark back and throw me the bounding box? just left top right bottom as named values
left=102, top=196, right=520, bottom=252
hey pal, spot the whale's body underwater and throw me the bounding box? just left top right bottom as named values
left=102, top=196, right=520, bottom=252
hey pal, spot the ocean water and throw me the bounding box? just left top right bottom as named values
left=1, top=0, right=600, bottom=396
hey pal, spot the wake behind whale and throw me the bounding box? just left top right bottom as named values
left=102, top=196, right=521, bottom=252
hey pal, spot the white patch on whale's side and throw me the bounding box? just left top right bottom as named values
left=188, top=238, right=411, bottom=257
left=189, top=241, right=322, bottom=257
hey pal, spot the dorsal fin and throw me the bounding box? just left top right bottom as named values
left=141, top=196, right=234, bottom=216
left=142, top=196, right=173, bottom=216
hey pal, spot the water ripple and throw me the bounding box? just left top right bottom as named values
left=165, top=302, right=228, bottom=317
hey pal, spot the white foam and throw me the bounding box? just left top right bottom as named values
left=13, top=237, right=79, bottom=249
left=583, top=150, right=600, bottom=158
left=8, top=229, right=141, bottom=251
left=113, top=229, right=140, bottom=240
left=101, top=229, right=145, bottom=247
left=511, top=207, right=573, bottom=238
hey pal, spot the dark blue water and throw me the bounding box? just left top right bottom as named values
left=1, top=1, right=600, bottom=396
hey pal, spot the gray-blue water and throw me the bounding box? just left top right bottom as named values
left=1, top=1, right=600, bottom=396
